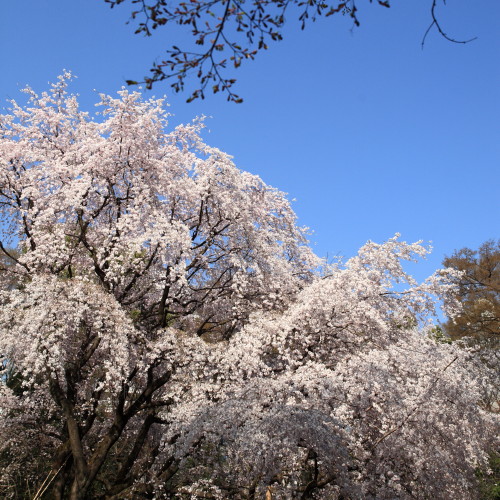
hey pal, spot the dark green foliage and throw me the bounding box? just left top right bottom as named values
left=478, top=451, right=500, bottom=500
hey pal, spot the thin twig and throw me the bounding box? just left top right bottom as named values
left=32, top=454, right=70, bottom=500
left=422, top=0, right=477, bottom=49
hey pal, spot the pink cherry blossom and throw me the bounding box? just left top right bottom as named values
left=0, top=75, right=497, bottom=499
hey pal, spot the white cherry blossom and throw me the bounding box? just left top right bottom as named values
left=0, top=76, right=496, bottom=499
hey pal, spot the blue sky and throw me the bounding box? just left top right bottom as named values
left=1, top=0, right=498, bottom=282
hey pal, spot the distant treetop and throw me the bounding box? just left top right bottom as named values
left=443, top=239, right=500, bottom=343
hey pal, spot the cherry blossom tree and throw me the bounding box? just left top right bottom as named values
left=0, top=75, right=497, bottom=499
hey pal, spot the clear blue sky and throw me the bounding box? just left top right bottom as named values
left=1, top=0, right=498, bottom=281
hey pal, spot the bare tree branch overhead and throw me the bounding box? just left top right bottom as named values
left=104, top=0, right=476, bottom=102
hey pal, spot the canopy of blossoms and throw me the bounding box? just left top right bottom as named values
left=0, top=75, right=497, bottom=499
